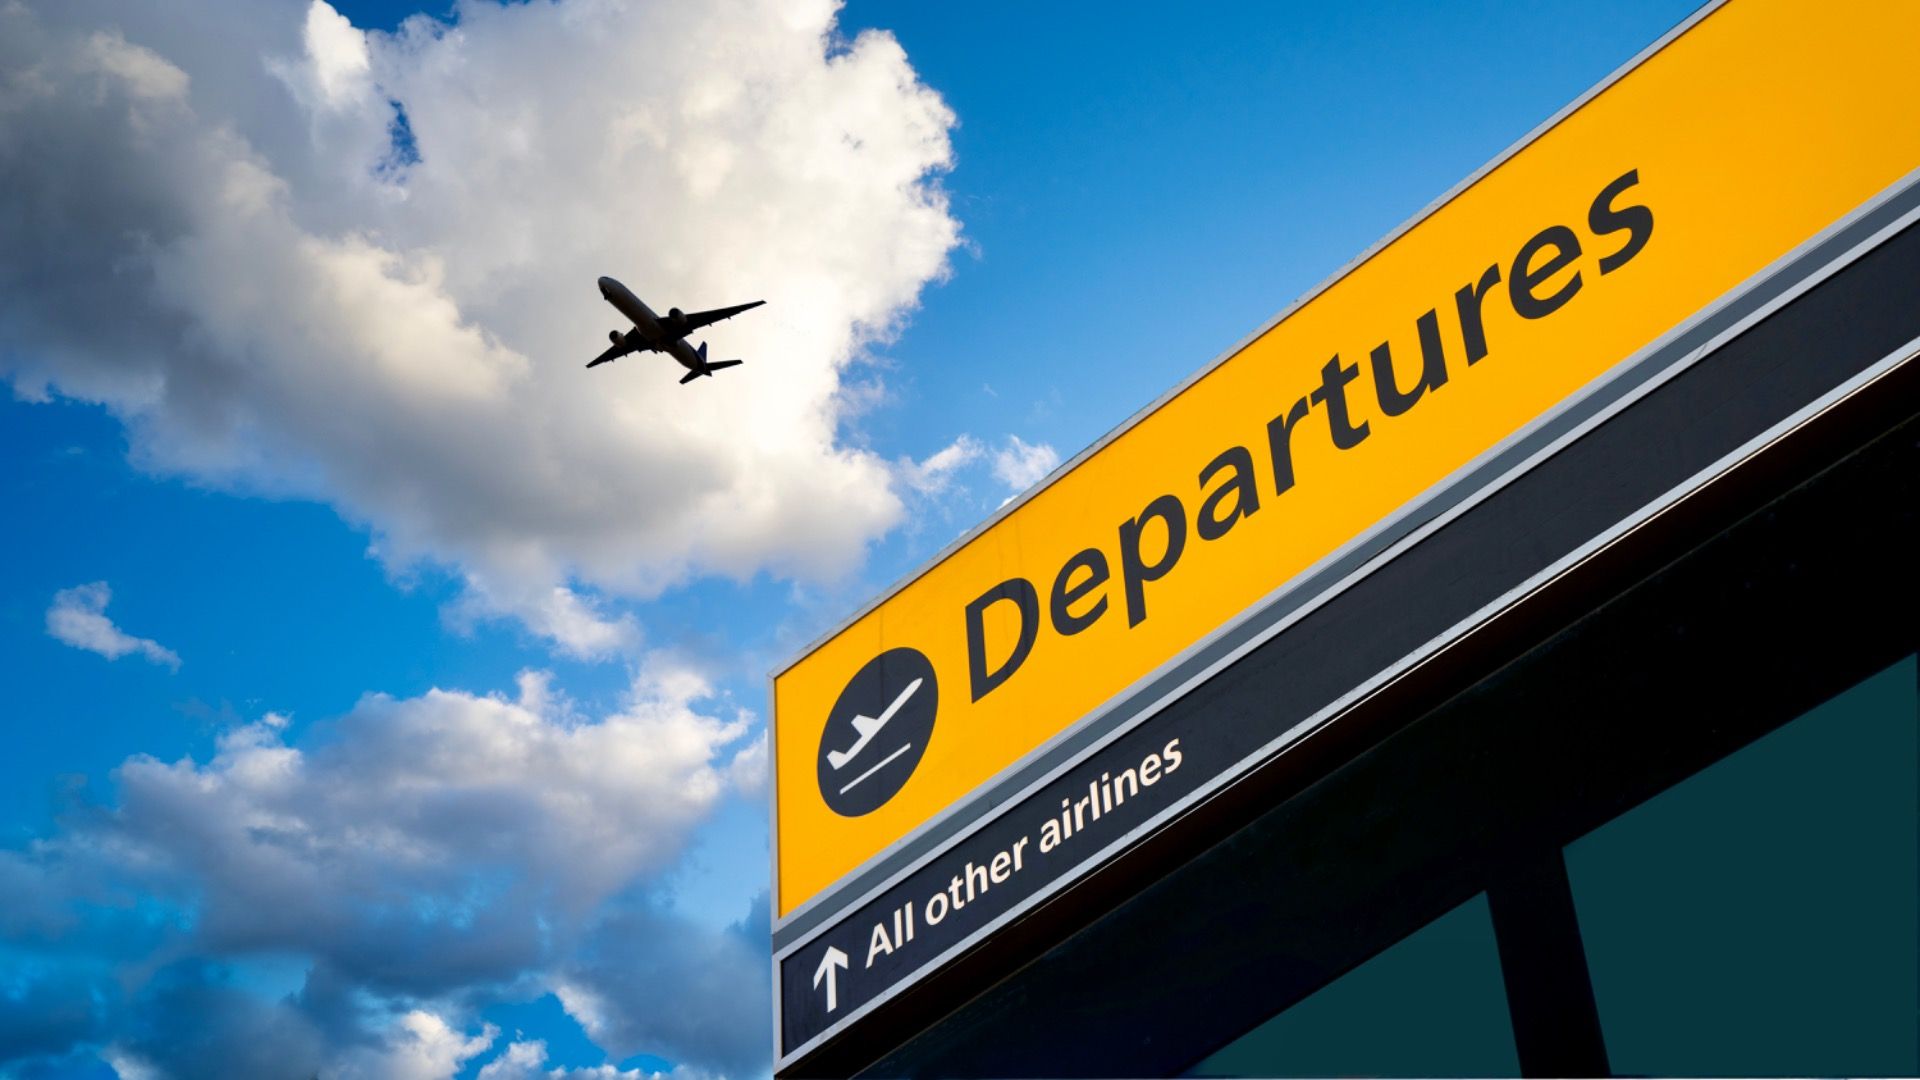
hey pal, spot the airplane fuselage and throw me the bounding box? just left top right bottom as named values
left=598, top=276, right=703, bottom=372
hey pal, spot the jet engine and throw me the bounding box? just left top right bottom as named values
left=609, top=330, right=623, bottom=345
left=666, top=307, right=689, bottom=334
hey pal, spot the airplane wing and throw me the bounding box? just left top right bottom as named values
left=679, top=300, right=766, bottom=333
left=586, top=340, right=632, bottom=368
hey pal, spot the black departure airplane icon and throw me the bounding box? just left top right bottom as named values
left=817, top=649, right=938, bottom=817
left=586, top=276, right=764, bottom=384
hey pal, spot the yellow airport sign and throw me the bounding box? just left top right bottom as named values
left=772, top=0, right=1920, bottom=918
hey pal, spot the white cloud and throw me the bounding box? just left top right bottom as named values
left=104, top=995, right=500, bottom=1080
left=79, top=30, right=191, bottom=103
left=330, top=1011, right=497, bottom=1080
left=101, top=664, right=757, bottom=945
left=0, top=661, right=770, bottom=1077
left=894, top=434, right=982, bottom=496
left=0, top=0, right=963, bottom=652
left=45, top=582, right=182, bottom=670
left=549, top=893, right=768, bottom=1077
left=991, top=435, right=1060, bottom=493
left=445, top=583, right=642, bottom=660
left=725, top=729, right=769, bottom=794
left=101, top=1049, right=164, bottom=1080
left=291, top=0, right=373, bottom=110
left=477, top=1038, right=697, bottom=1080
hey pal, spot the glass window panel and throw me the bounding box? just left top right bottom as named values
left=1186, top=892, right=1518, bottom=1078
left=1566, top=654, right=1919, bottom=1076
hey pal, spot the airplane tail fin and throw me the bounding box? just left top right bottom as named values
left=679, top=342, right=745, bottom=385
left=696, top=345, right=748, bottom=372
left=678, top=360, right=743, bottom=385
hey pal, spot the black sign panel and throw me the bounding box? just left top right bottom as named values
left=780, top=711, right=1223, bottom=1054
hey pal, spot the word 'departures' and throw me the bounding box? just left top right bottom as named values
left=964, top=170, right=1653, bottom=701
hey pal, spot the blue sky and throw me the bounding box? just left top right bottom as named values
left=0, top=1, right=1698, bottom=1076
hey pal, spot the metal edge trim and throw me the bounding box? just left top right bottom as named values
left=767, top=666, right=783, bottom=1057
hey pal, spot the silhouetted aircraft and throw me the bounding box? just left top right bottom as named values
left=586, top=276, right=764, bottom=384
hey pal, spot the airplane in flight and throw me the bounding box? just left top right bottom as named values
left=586, top=276, right=765, bottom=384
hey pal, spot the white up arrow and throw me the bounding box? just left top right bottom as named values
left=812, top=946, right=850, bottom=1013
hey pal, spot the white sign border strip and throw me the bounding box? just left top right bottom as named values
left=771, top=187, right=1920, bottom=1068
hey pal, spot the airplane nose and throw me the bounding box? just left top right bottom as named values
left=597, top=276, right=616, bottom=291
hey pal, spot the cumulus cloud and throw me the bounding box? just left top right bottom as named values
left=96, top=966, right=500, bottom=1080
left=551, top=894, right=770, bottom=1077
left=103, top=963, right=331, bottom=1080
left=105, top=665, right=756, bottom=960
left=477, top=1038, right=694, bottom=1080
left=724, top=730, right=769, bottom=794
left=444, top=583, right=642, bottom=660
left=0, top=0, right=963, bottom=650
left=991, top=435, right=1060, bottom=493
left=44, top=583, right=182, bottom=670
left=328, top=1010, right=497, bottom=1080
left=894, top=434, right=982, bottom=496
left=897, top=432, right=1065, bottom=506
left=0, top=663, right=769, bottom=1077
